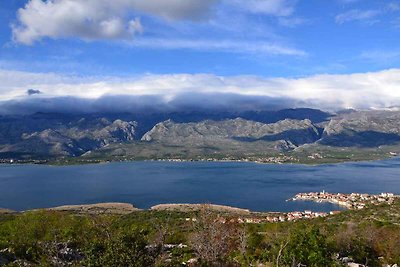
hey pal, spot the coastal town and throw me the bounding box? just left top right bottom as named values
left=186, top=191, right=400, bottom=225
left=290, top=191, right=399, bottom=210
left=185, top=209, right=336, bottom=226
left=155, top=155, right=299, bottom=164
left=0, top=150, right=397, bottom=166
left=0, top=155, right=299, bottom=165
left=236, top=210, right=336, bottom=224
left=0, top=158, right=48, bottom=164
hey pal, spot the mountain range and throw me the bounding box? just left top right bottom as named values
left=0, top=108, right=399, bottom=163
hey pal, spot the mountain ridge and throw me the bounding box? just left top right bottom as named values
left=1, top=108, right=400, bottom=163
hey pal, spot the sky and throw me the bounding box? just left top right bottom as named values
left=0, top=0, right=400, bottom=113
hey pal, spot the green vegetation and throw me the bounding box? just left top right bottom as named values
left=44, top=145, right=398, bottom=166
left=1, top=202, right=400, bottom=266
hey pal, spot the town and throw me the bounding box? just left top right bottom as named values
left=188, top=191, right=400, bottom=225
left=290, top=191, right=398, bottom=210
left=0, top=158, right=48, bottom=164
left=155, top=155, right=299, bottom=164
left=184, top=209, right=340, bottom=226
left=236, top=209, right=336, bottom=223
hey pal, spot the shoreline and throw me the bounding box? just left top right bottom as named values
left=2, top=190, right=397, bottom=216
left=289, top=191, right=399, bottom=210
left=0, top=154, right=398, bottom=167
left=0, top=202, right=345, bottom=223
left=0, top=203, right=252, bottom=215
left=0, top=201, right=340, bottom=215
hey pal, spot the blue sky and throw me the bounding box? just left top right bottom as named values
left=0, top=0, right=400, bottom=111
left=1, top=0, right=399, bottom=77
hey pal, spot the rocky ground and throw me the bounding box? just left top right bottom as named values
left=46, top=203, right=141, bottom=215
left=0, top=209, right=14, bottom=214
left=150, top=203, right=251, bottom=214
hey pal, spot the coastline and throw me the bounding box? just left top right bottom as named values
left=2, top=190, right=397, bottom=217
left=0, top=154, right=398, bottom=167
left=150, top=203, right=251, bottom=214
left=289, top=191, right=399, bottom=210
left=2, top=203, right=251, bottom=215
left=0, top=208, right=14, bottom=214
left=0, top=202, right=344, bottom=223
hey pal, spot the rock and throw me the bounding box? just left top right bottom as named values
left=142, top=118, right=320, bottom=144
left=150, top=204, right=250, bottom=214
left=54, top=243, right=84, bottom=265
left=3, top=109, right=400, bottom=160
left=182, top=258, right=198, bottom=265
left=34, top=242, right=85, bottom=266
left=0, top=208, right=15, bottom=214
left=275, top=140, right=297, bottom=152
left=0, top=248, right=16, bottom=266
left=141, top=118, right=321, bottom=153
left=0, top=115, right=139, bottom=158
left=340, top=257, right=354, bottom=263
left=9, top=259, right=31, bottom=266
left=46, top=202, right=141, bottom=215
left=320, top=110, right=400, bottom=147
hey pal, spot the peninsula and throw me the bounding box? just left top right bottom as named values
left=290, top=191, right=398, bottom=210
left=3, top=191, right=398, bottom=224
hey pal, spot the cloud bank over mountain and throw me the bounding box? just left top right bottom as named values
left=0, top=68, right=400, bottom=114
left=0, top=94, right=301, bottom=115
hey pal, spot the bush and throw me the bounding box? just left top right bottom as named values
left=84, top=230, right=155, bottom=267
left=279, top=225, right=333, bottom=267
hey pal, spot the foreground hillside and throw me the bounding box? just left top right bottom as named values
left=1, top=109, right=400, bottom=164
left=0, top=201, right=400, bottom=266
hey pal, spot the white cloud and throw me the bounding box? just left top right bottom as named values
left=336, top=3, right=400, bottom=26
left=338, top=0, right=361, bottom=4
left=12, top=0, right=301, bottom=45
left=278, top=17, right=307, bottom=27
left=1, top=68, right=400, bottom=110
left=123, top=0, right=218, bottom=20
left=229, top=0, right=296, bottom=16
left=130, top=38, right=307, bottom=56
left=392, top=17, right=400, bottom=28
left=12, top=0, right=217, bottom=44
left=335, top=3, right=400, bottom=24
left=335, top=9, right=381, bottom=24
left=360, top=50, right=400, bottom=64
left=387, top=2, right=400, bottom=12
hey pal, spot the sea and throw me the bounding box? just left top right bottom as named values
left=1, top=158, right=400, bottom=212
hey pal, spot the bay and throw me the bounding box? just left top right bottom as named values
left=1, top=158, right=400, bottom=212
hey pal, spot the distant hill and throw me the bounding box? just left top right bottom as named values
left=320, top=110, right=400, bottom=147
left=141, top=118, right=321, bottom=150
left=1, top=109, right=400, bottom=163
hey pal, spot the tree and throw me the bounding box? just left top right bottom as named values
left=189, top=205, right=240, bottom=265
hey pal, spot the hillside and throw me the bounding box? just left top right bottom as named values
left=141, top=118, right=320, bottom=145
left=1, top=109, right=400, bottom=164
left=0, top=115, right=138, bottom=158
left=320, top=110, right=400, bottom=147
left=0, top=200, right=399, bottom=266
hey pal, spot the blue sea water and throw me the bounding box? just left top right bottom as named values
left=1, top=158, right=400, bottom=212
